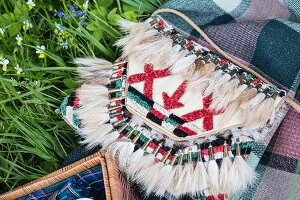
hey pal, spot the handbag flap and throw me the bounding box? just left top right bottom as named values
left=124, top=16, right=284, bottom=141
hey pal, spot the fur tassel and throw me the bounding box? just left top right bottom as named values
left=204, top=73, right=231, bottom=97
left=170, top=54, right=197, bottom=74
left=75, top=58, right=112, bottom=80
left=221, top=88, right=257, bottom=123
left=192, top=151, right=208, bottom=195
left=219, top=142, right=232, bottom=193
left=175, top=149, right=194, bottom=195
left=125, top=148, right=145, bottom=177
left=138, top=162, right=164, bottom=194
left=139, top=149, right=173, bottom=195
left=227, top=139, right=257, bottom=193
left=80, top=124, right=114, bottom=148
left=175, top=163, right=194, bottom=195
left=207, top=144, right=220, bottom=195
left=128, top=142, right=159, bottom=180
left=210, top=79, right=242, bottom=110
left=168, top=165, right=183, bottom=198
left=155, top=164, right=173, bottom=196
left=99, top=131, right=120, bottom=149
left=167, top=152, right=184, bottom=198
left=244, top=97, right=275, bottom=128
left=107, top=141, right=135, bottom=172
left=129, top=154, right=156, bottom=181
left=118, top=19, right=151, bottom=35
left=131, top=37, right=174, bottom=68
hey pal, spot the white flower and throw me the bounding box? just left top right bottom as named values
left=15, top=64, right=24, bottom=74
left=0, top=58, right=9, bottom=66
left=23, top=20, right=33, bottom=30
left=35, top=45, right=45, bottom=53
left=83, top=0, right=89, bottom=11
left=26, top=0, right=36, bottom=10
left=60, top=41, right=69, bottom=49
left=0, top=28, right=4, bottom=35
left=54, top=22, right=64, bottom=32
left=0, top=58, right=9, bottom=71
left=16, top=34, right=23, bottom=46
left=36, top=45, right=46, bottom=58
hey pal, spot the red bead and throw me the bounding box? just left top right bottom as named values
left=220, top=59, right=228, bottom=65
left=185, top=41, right=193, bottom=48
left=251, top=78, right=261, bottom=85
left=157, top=19, right=164, bottom=28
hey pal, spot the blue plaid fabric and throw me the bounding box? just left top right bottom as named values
left=20, top=165, right=104, bottom=200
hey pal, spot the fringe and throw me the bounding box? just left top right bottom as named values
left=75, top=58, right=112, bottom=80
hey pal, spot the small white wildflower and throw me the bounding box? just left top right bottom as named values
left=26, top=0, right=36, bottom=10
left=0, top=58, right=9, bottom=71
left=36, top=45, right=46, bottom=58
left=83, top=0, right=89, bottom=11
left=23, top=20, right=33, bottom=31
left=16, top=34, right=23, bottom=46
left=15, top=64, right=24, bottom=74
left=0, top=28, right=4, bottom=35
left=54, top=22, right=64, bottom=33
left=60, top=41, right=69, bottom=49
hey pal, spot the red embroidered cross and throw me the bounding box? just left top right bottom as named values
left=127, top=63, right=170, bottom=99
left=181, top=95, right=222, bottom=131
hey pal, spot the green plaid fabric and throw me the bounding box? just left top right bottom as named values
left=159, top=0, right=300, bottom=199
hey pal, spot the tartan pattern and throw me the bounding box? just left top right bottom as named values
left=20, top=165, right=104, bottom=200
left=160, top=0, right=300, bottom=199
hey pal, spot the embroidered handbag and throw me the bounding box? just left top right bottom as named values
left=59, top=9, right=300, bottom=199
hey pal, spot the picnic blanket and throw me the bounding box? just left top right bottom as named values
left=159, top=0, right=300, bottom=199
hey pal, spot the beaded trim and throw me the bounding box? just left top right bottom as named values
left=149, top=16, right=286, bottom=98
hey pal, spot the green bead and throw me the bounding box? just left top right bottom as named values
left=183, top=154, right=188, bottom=162
left=192, top=152, right=198, bottom=159
left=210, top=54, right=218, bottom=62
left=139, top=134, right=147, bottom=142
left=179, top=35, right=186, bottom=40
left=269, top=85, right=278, bottom=94
left=244, top=73, right=253, bottom=81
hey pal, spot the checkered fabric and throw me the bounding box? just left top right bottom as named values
left=159, top=0, right=300, bottom=199
left=20, top=165, right=104, bottom=200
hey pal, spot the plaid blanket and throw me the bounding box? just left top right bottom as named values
left=159, top=0, right=300, bottom=199
left=20, top=165, right=104, bottom=200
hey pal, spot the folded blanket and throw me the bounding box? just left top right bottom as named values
left=159, top=0, right=300, bottom=199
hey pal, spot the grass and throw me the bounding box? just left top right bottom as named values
left=0, top=0, right=166, bottom=193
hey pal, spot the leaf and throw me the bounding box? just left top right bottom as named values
left=63, top=78, right=77, bottom=89
left=7, top=24, right=21, bottom=37
left=107, top=8, right=121, bottom=25
left=86, top=23, right=98, bottom=31
left=122, top=11, right=138, bottom=22
left=92, top=31, right=103, bottom=41
left=96, top=0, right=113, bottom=8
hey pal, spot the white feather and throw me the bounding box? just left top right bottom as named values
left=204, top=73, right=231, bottom=96
left=207, top=160, right=220, bottom=195
left=227, top=155, right=257, bottom=194
left=99, top=131, right=120, bottom=149
left=155, top=164, right=174, bottom=196
left=170, top=54, right=197, bottom=74
left=219, top=157, right=232, bottom=193
left=192, top=161, right=209, bottom=195
left=138, top=162, right=164, bottom=194
left=167, top=165, right=183, bottom=198
left=125, top=148, right=145, bottom=177
left=175, top=163, right=194, bottom=194
left=127, top=154, right=156, bottom=181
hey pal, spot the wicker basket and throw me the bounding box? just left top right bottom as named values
left=0, top=151, right=140, bottom=200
